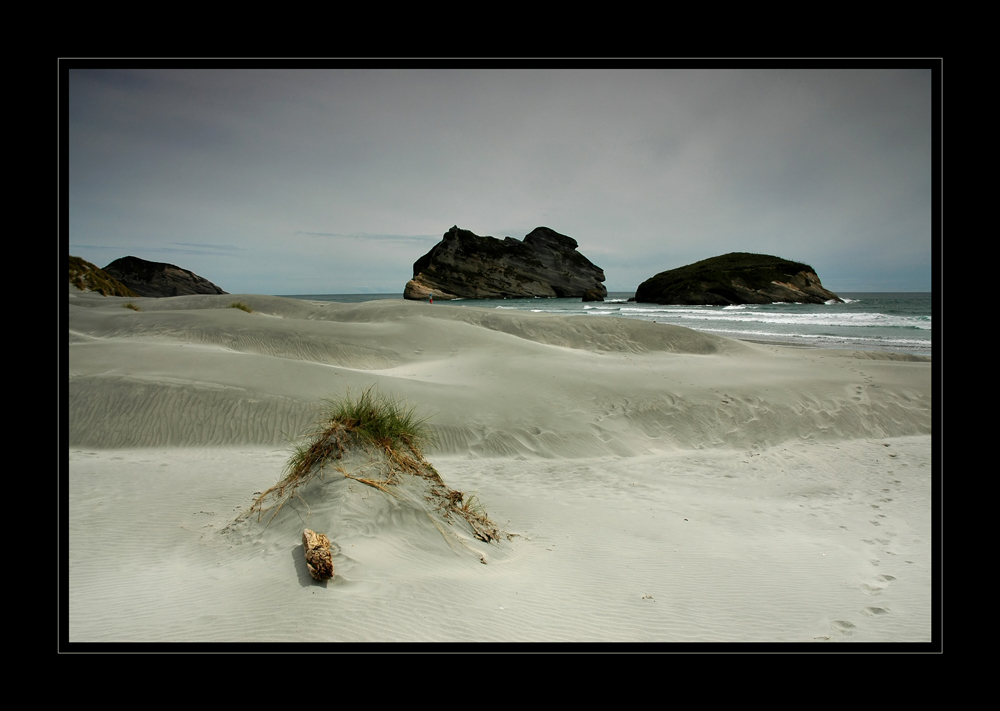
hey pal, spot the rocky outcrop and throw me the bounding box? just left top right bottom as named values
left=404, top=226, right=606, bottom=300
left=634, top=252, right=843, bottom=305
left=102, top=256, right=228, bottom=298
left=69, top=256, right=138, bottom=297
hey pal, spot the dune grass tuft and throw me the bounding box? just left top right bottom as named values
left=245, top=386, right=503, bottom=542
left=122, top=302, right=141, bottom=311
left=322, top=384, right=432, bottom=454
left=249, top=386, right=433, bottom=525
left=229, top=301, right=253, bottom=313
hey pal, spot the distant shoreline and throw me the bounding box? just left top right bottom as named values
left=276, top=291, right=933, bottom=298
left=274, top=292, right=932, bottom=358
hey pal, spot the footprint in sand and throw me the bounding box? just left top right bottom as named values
left=831, top=620, right=856, bottom=636
left=863, top=606, right=890, bottom=616
left=861, top=574, right=896, bottom=595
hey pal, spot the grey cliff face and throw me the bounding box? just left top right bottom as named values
left=102, top=256, right=228, bottom=298
left=404, top=226, right=607, bottom=300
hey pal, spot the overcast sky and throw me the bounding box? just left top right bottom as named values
left=66, top=66, right=935, bottom=295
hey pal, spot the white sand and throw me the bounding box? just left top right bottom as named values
left=67, top=290, right=934, bottom=643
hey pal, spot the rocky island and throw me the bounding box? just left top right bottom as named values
left=634, top=252, right=843, bottom=305
left=102, top=256, right=228, bottom=298
left=404, top=226, right=607, bottom=301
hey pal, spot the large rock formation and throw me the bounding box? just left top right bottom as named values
left=634, top=252, right=843, bottom=305
left=69, top=256, right=138, bottom=297
left=102, top=256, right=228, bottom=298
left=404, top=226, right=607, bottom=300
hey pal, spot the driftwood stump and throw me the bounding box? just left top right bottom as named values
left=302, top=529, right=334, bottom=581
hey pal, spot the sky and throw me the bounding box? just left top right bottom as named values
left=66, top=66, right=936, bottom=295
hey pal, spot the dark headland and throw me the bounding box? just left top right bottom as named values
left=634, top=252, right=843, bottom=305
left=102, top=256, right=228, bottom=298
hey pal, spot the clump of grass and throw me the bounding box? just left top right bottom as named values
left=229, top=301, right=253, bottom=313
left=246, top=386, right=503, bottom=543
left=437, top=489, right=503, bottom=544
left=323, top=384, right=432, bottom=454
left=249, top=386, right=433, bottom=525
left=122, top=302, right=141, bottom=311
left=458, top=492, right=488, bottom=519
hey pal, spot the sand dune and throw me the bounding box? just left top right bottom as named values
left=67, top=289, right=934, bottom=643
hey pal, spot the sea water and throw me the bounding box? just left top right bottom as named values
left=281, top=292, right=932, bottom=358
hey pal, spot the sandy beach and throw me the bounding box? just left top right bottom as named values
left=66, top=289, right=934, bottom=644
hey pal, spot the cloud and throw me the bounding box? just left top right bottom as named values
left=295, top=232, right=440, bottom=244
left=66, top=66, right=935, bottom=295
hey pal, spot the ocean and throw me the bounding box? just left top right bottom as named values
left=280, top=291, right=932, bottom=358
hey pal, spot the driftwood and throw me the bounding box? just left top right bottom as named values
left=302, top=529, right=334, bottom=580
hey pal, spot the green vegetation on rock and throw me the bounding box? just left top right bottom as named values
left=69, top=256, right=138, bottom=297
